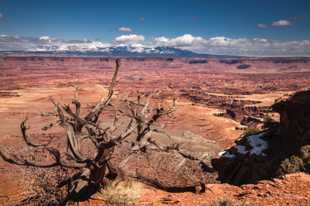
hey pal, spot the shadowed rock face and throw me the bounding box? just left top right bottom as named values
left=272, top=90, right=310, bottom=152
left=212, top=131, right=275, bottom=185
left=213, top=90, right=310, bottom=185
left=273, top=90, right=310, bottom=175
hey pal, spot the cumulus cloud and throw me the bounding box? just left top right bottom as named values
left=272, top=19, right=292, bottom=27
left=257, top=19, right=293, bottom=29
left=115, top=34, right=144, bottom=44
left=39, top=36, right=51, bottom=40
left=118, top=27, right=132, bottom=32
left=154, top=34, right=207, bottom=51
left=169, top=34, right=206, bottom=46
left=257, top=23, right=268, bottom=29
left=154, top=36, right=169, bottom=44
left=39, top=36, right=53, bottom=43
left=153, top=34, right=208, bottom=51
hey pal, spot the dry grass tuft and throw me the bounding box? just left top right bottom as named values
left=100, top=180, right=143, bottom=206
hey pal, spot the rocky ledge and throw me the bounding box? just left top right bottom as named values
left=212, top=89, right=310, bottom=185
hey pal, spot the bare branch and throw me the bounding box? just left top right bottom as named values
left=21, top=118, right=53, bottom=148
left=49, top=97, right=66, bottom=126
left=66, top=124, right=88, bottom=163
left=85, top=59, right=120, bottom=123
left=0, top=148, right=85, bottom=169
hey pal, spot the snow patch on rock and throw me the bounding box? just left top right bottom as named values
left=218, top=132, right=268, bottom=158
left=247, top=133, right=268, bottom=156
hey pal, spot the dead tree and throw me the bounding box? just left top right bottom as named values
left=0, top=59, right=196, bottom=205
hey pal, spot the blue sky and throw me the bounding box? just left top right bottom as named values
left=1, top=0, right=310, bottom=56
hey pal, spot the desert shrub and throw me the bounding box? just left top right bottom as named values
left=166, top=58, right=174, bottom=62
left=300, top=145, right=310, bottom=173
left=17, top=167, right=71, bottom=206
left=277, top=145, right=310, bottom=176
left=237, top=64, right=251, bottom=69
left=299, top=145, right=310, bottom=160
left=278, top=155, right=304, bottom=175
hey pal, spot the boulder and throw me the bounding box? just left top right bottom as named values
left=119, top=150, right=206, bottom=191
left=112, top=131, right=221, bottom=192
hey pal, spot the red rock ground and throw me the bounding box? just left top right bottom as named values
left=84, top=173, right=310, bottom=206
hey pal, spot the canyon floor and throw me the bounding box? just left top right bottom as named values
left=0, top=57, right=310, bottom=205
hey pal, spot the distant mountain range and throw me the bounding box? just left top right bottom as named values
left=0, top=46, right=237, bottom=58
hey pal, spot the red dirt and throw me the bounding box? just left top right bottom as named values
left=85, top=173, right=310, bottom=206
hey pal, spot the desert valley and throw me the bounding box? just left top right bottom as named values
left=0, top=56, right=310, bottom=205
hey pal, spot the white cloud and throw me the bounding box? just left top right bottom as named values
left=39, top=36, right=51, bottom=40
left=257, top=23, right=268, bottom=29
left=54, top=41, right=111, bottom=51
left=118, top=27, right=132, bottom=33
left=272, top=20, right=292, bottom=27
left=208, top=36, right=231, bottom=46
left=115, top=34, right=144, bottom=44
left=154, top=36, right=169, bottom=44
left=170, top=34, right=206, bottom=46
left=39, top=36, right=53, bottom=43
left=129, top=43, right=146, bottom=53
left=154, top=34, right=206, bottom=52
